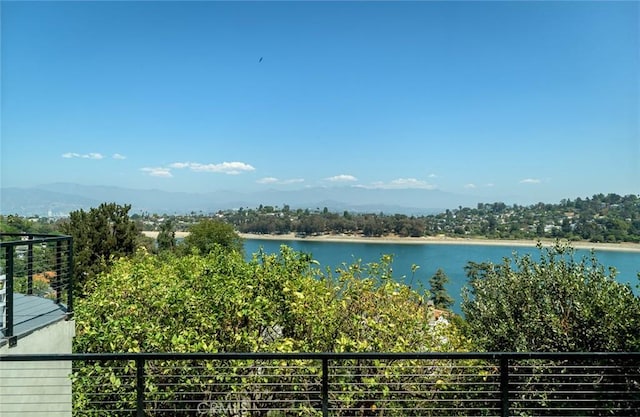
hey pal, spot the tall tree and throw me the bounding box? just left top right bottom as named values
left=59, top=202, right=140, bottom=296
left=462, top=243, right=640, bottom=352
left=429, top=268, right=454, bottom=310
left=181, top=218, right=243, bottom=255
left=156, top=219, right=176, bottom=252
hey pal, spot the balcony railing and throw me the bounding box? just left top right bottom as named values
left=0, top=352, right=638, bottom=416
left=0, top=233, right=73, bottom=347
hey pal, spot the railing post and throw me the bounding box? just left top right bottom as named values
left=67, top=237, right=74, bottom=317
left=5, top=245, right=15, bottom=345
left=136, top=358, right=146, bottom=417
left=55, top=240, right=62, bottom=304
left=27, top=238, right=34, bottom=295
left=500, top=356, right=509, bottom=417
left=322, top=357, right=329, bottom=417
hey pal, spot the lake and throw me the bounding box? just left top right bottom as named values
left=244, top=239, right=640, bottom=315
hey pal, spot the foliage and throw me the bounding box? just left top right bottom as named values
left=59, top=202, right=141, bottom=296
left=462, top=242, right=640, bottom=352
left=429, top=268, right=454, bottom=310
left=198, top=192, right=640, bottom=243
left=74, top=247, right=464, bottom=353
left=460, top=243, right=640, bottom=415
left=156, top=219, right=176, bottom=252
left=0, top=214, right=58, bottom=234
left=72, top=246, right=474, bottom=415
left=180, top=218, right=243, bottom=255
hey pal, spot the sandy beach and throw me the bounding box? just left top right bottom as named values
left=238, top=233, right=640, bottom=253
left=142, top=231, right=640, bottom=253
left=143, top=231, right=190, bottom=239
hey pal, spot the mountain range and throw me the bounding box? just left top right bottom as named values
left=1, top=183, right=488, bottom=217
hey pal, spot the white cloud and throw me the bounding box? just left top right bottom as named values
left=520, top=178, right=541, bottom=184
left=141, top=167, right=173, bottom=178
left=359, top=178, right=437, bottom=190
left=326, top=174, right=358, bottom=182
left=169, top=162, right=190, bottom=169
left=192, top=162, right=255, bottom=174
left=391, top=178, right=436, bottom=188
left=170, top=161, right=255, bottom=175
left=142, top=160, right=255, bottom=179
left=281, top=178, right=304, bottom=184
left=465, top=183, right=493, bottom=189
left=257, top=177, right=304, bottom=185
left=112, top=153, right=126, bottom=160
left=257, top=177, right=279, bottom=184
left=62, top=152, right=104, bottom=160
left=428, top=173, right=438, bottom=178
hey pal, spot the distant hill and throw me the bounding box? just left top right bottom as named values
left=0, top=187, right=100, bottom=217
left=0, top=183, right=483, bottom=216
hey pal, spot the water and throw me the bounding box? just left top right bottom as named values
left=244, top=239, right=640, bottom=315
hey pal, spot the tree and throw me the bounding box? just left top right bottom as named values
left=59, top=202, right=140, bottom=296
left=156, top=219, right=176, bottom=252
left=462, top=243, right=640, bottom=352
left=181, top=218, right=243, bottom=255
left=429, top=268, right=454, bottom=310
left=0, top=215, right=57, bottom=234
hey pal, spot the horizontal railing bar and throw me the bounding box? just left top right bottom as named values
left=512, top=391, right=638, bottom=395
left=165, top=364, right=320, bottom=369
left=511, top=372, right=638, bottom=376
left=146, top=395, right=319, bottom=400
left=511, top=364, right=639, bottom=368
left=331, top=364, right=501, bottom=367
left=331, top=406, right=499, bottom=411
left=331, top=388, right=501, bottom=393
left=513, top=398, right=640, bottom=402
left=146, top=398, right=318, bottom=403
left=149, top=407, right=313, bottom=412
left=4, top=351, right=639, bottom=361
left=331, top=398, right=502, bottom=403
left=83, top=399, right=136, bottom=403
left=330, top=381, right=502, bottom=392
left=511, top=382, right=640, bottom=388
left=329, top=370, right=500, bottom=374
left=329, top=397, right=501, bottom=402
left=145, top=374, right=500, bottom=386
left=330, top=387, right=500, bottom=393
left=511, top=386, right=637, bottom=391
left=147, top=388, right=320, bottom=393
left=0, top=234, right=72, bottom=244
left=149, top=384, right=320, bottom=396
left=512, top=407, right=635, bottom=411
left=147, top=369, right=321, bottom=373
left=146, top=373, right=321, bottom=379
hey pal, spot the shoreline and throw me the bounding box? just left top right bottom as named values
left=238, top=233, right=640, bottom=253
left=141, top=231, right=640, bottom=253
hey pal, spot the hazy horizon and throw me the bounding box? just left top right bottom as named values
left=2, top=181, right=637, bottom=218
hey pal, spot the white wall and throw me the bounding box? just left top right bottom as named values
left=0, top=320, right=75, bottom=417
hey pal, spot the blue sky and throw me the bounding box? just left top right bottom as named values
left=1, top=1, right=638, bottom=205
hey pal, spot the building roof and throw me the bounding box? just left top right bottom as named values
left=1, top=293, right=69, bottom=347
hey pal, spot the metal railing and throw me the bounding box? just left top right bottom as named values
left=0, top=352, right=638, bottom=416
left=0, top=233, right=73, bottom=345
